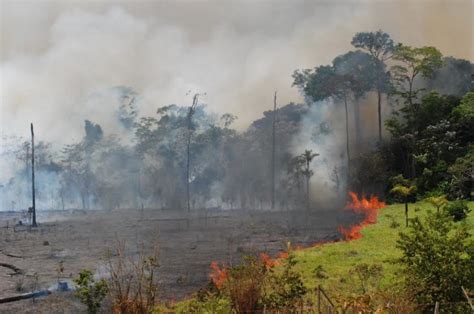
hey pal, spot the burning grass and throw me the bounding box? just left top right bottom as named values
left=338, top=192, right=386, bottom=240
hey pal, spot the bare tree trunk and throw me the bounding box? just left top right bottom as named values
left=377, top=88, right=382, bottom=142
left=186, top=94, right=200, bottom=212
left=271, top=91, right=277, bottom=210
left=186, top=133, right=191, bottom=212
left=306, top=175, right=310, bottom=211
left=344, top=93, right=351, bottom=186
left=30, top=123, right=37, bottom=227
left=354, top=101, right=362, bottom=145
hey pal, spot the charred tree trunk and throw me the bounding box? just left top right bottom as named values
left=377, top=88, right=382, bottom=142
left=186, top=134, right=191, bottom=212
left=306, top=170, right=310, bottom=211
left=186, top=94, right=200, bottom=212
left=343, top=92, right=351, bottom=187
left=353, top=101, right=362, bottom=145
left=271, top=91, right=277, bottom=210
left=30, top=123, right=37, bottom=227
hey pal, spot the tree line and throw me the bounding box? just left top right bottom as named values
left=0, top=30, right=472, bottom=211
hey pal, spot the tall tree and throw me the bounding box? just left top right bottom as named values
left=333, top=50, right=385, bottom=144
left=391, top=45, right=443, bottom=110
left=351, top=30, right=394, bottom=141
left=271, top=91, right=277, bottom=210
left=390, top=45, right=443, bottom=177
left=30, top=123, right=37, bottom=227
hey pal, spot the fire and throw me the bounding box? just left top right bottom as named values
left=209, top=261, right=227, bottom=289
left=339, top=192, right=385, bottom=241
left=209, top=193, right=385, bottom=287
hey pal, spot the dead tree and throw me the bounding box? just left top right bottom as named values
left=271, top=91, right=277, bottom=210
left=186, top=93, right=202, bottom=212
left=30, top=123, right=37, bottom=227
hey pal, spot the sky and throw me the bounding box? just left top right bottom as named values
left=1, top=0, right=472, bottom=144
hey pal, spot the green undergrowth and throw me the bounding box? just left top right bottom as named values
left=292, top=201, right=474, bottom=297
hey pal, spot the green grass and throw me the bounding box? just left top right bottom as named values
left=292, top=201, right=474, bottom=295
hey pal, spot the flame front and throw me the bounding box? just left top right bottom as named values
left=338, top=192, right=385, bottom=240
left=209, top=261, right=227, bottom=289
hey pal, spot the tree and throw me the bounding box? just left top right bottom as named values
left=333, top=50, right=386, bottom=144
left=351, top=30, right=394, bottom=141
left=186, top=94, right=200, bottom=212
left=397, top=212, right=474, bottom=310
left=391, top=45, right=443, bottom=109
left=390, top=183, right=417, bottom=226
left=293, top=66, right=352, bottom=181
left=424, top=195, right=447, bottom=213
left=73, top=269, right=108, bottom=314
left=300, top=150, right=319, bottom=210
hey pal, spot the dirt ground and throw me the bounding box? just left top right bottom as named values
left=0, top=207, right=359, bottom=312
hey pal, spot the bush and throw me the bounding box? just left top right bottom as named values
left=444, top=200, right=471, bottom=221
left=397, top=212, right=474, bottom=310
left=73, top=269, right=108, bottom=314
left=223, top=256, right=267, bottom=313
left=205, top=250, right=307, bottom=313
left=107, top=242, right=160, bottom=313
left=262, top=253, right=308, bottom=310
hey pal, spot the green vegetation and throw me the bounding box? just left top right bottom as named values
left=73, top=269, right=108, bottom=314
left=292, top=201, right=474, bottom=303
left=397, top=212, right=474, bottom=311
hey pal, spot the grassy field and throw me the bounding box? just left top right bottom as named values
left=292, top=201, right=474, bottom=297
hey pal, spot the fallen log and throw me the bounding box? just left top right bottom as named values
left=0, top=263, right=23, bottom=275
left=0, top=290, right=51, bottom=304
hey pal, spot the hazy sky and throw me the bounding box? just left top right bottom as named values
left=1, top=0, right=472, bottom=143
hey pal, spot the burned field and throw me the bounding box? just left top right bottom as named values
left=0, top=207, right=359, bottom=310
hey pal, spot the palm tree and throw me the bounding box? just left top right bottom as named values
left=301, top=150, right=319, bottom=211
left=425, top=195, right=448, bottom=213
left=390, top=184, right=417, bottom=227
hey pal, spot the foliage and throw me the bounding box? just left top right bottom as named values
left=262, top=252, right=308, bottom=310
left=73, top=269, right=108, bottom=314
left=397, top=212, right=474, bottom=308
left=107, top=242, right=160, bottom=313
left=390, top=184, right=417, bottom=199
left=218, top=256, right=267, bottom=313
left=391, top=45, right=443, bottom=106
left=351, top=30, right=395, bottom=62
left=424, top=195, right=448, bottom=213
left=444, top=200, right=471, bottom=221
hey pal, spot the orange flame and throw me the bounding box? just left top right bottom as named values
left=339, top=192, right=385, bottom=241
left=209, top=261, right=227, bottom=289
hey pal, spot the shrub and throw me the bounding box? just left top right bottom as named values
left=262, top=253, right=308, bottom=310
left=397, top=212, right=474, bottom=310
left=107, top=242, right=160, bottom=313
left=207, top=249, right=307, bottom=313
left=223, top=256, right=267, bottom=313
left=444, top=200, right=471, bottom=221
left=73, top=269, right=108, bottom=314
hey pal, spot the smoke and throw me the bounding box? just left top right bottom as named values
left=0, top=0, right=472, bottom=210
left=291, top=100, right=347, bottom=205
left=1, top=0, right=472, bottom=146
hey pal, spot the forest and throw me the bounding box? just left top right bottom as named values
left=1, top=31, right=472, bottom=212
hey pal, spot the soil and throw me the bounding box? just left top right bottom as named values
left=0, top=207, right=359, bottom=312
